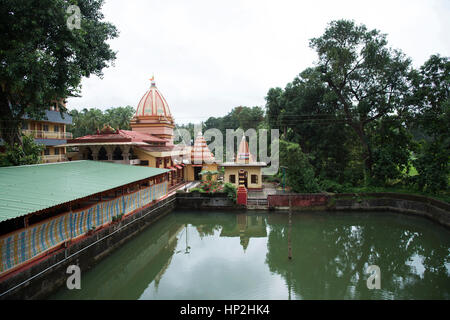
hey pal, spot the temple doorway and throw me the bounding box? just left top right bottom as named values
left=238, top=170, right=248, bottom=188
left=194, top=166, right=202, bottom=180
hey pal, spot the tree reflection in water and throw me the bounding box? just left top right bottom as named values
left=265, top=212, right=450, bottom=299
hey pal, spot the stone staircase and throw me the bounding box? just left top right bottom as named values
left=246, top=197, right=268, bottom=210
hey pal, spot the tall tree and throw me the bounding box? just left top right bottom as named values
left=68, top=106, right=135, bottom=138
left=0, top=0, right=118, bottom=146
left=278, top=139, right=319, bottom=193
left=309, top=20, right=412, bottom=176
left=104, top=105, right=135, bottom=130
left=266, top=68, right=358, bottom=183
left=409, top=55, right=450, bottom=192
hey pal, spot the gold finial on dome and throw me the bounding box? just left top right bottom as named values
left=150, top=74, right=155, bottom=87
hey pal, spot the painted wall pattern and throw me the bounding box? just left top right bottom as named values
left=0, top=181, right=168, bottom=275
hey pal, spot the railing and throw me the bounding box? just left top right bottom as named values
left=22, top=130, right=72, bottom=140
left=42, top=154, right=67, bottom=163
left=0, top=181, right=169, bottom=276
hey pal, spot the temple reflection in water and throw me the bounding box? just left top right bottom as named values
left=220, top=214, right=267, bottom=251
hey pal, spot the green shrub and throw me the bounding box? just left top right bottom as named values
left=319, top=179, right=344, bottom=193
left=0, top=134, right=44, bottom=167
left=279, top=140, right=320, bottom=192
left=223, top=182, right=237, bottom=202
left=413, top=141, right=449, bottom=193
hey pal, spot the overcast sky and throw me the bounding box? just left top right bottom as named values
left=67, top=0, right=450, bottom=124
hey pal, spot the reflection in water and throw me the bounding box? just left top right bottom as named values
left=50, top=211, right=450, bottom=300
left=220, top=214, right=267, bottom=251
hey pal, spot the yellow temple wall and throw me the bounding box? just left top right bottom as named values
left=202, top=163, right=218, bottom=181
left=223, top=166, right=262, bottom=189
left=184, top=163, right=219, bottom=181
left=185, top=165, right=195, bottom=181
left=133, top=148, right=157, bottom=167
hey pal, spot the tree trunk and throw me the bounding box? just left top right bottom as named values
left=0, top=88, right=22, bottom=146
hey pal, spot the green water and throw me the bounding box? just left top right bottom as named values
left=49, top=210, right=450, bottom=300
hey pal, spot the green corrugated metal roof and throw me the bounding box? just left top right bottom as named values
left=0, top=160, right=169, bottom=223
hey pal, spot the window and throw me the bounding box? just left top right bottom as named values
left=54, top=125, right=59, bottom=132
left=44, top=148, right=50, bottom=155
left=43, top=124, right=49, bottom=131
left=22, top=122, right=28, bottom=130
left=251, top=174, right=258, bottom=184
left=229, top=175, right=236, bottom=184
left=54, top=148, right=60, bottom=155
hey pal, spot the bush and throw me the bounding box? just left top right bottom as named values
left=279, top=140, right=320, bottom=192
left=413, top=141, right=449, bottom=193
left=0, top=134, right=44, bottom=167
left=223, top=182, right=237, bottom=202
left=197, top=180, right=223, bottom=193
left=319, top=179, right=345, bottom=193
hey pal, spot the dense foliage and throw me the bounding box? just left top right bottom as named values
left=0, top=134, right=44, bottom=167
left=408, top=55, right=450, bottom=193
left=266, top=20, right=449, bottom=198
left=0, top=0, right=118, bottom=146
left=68, top=106, right=135, bottom=137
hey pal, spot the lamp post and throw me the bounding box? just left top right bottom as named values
left=280, top=166, right=288, bottom=193
left=185, top=224, right=191, bottom=254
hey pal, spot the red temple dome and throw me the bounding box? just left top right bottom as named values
left=135, top=79, right=173, bottom=120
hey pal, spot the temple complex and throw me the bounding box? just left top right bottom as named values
left=63, top=78, right=190, bottom=187
left=62, top=78, right=265, bottom=190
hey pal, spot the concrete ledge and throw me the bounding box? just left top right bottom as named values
left=266, top=192, right=450, bottom=229
left=176, top=193, right=244, bottom=210
left=332, top=197, right=450, bottom=229
left=0, top=195, right=176, bottom=300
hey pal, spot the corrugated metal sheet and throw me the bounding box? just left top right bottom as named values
left=0, top=160, right=169, bottom=223
left=0, top=138, right=67, bottom=147
left=34, top=138, right=67, bottom=146
left=23, top=110, right=72, bottom=124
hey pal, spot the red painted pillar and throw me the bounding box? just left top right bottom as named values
left=237, top=185, right=248, bottom=205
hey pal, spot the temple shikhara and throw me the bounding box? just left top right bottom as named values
left=62, top=77, right=266, bottom=189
